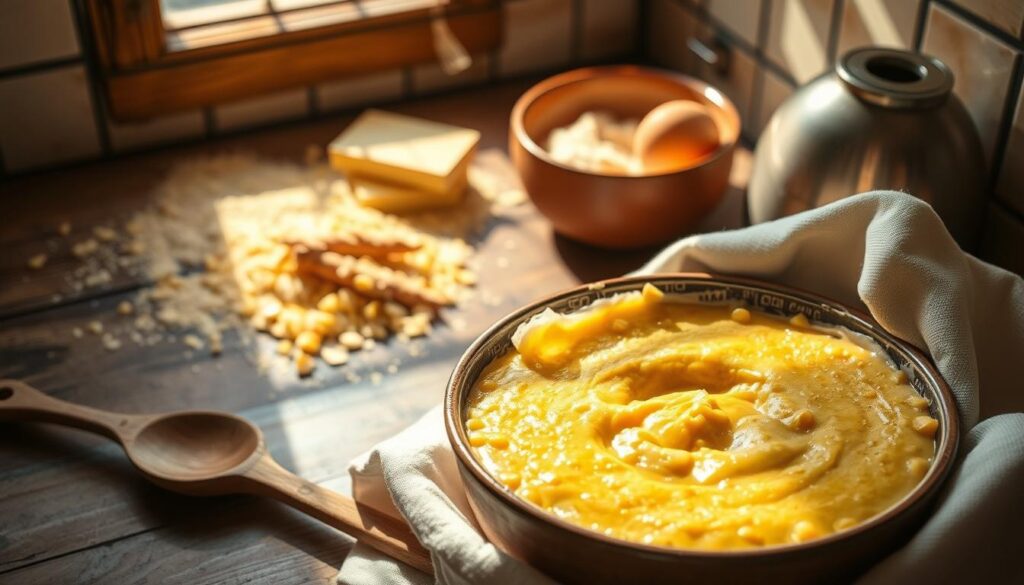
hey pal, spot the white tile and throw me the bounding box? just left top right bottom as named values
left=497, top=0, right=573, bottom=77
left=697, top=45, right=758, bottom=133
left=765, top=0, right=837, bottom=83
left=0, top=0, right=80, bottom=70
left=756, top=69, right=796, bottom=134
left=581, top=0, right=638, bottom=61
left=214, top=88, right=309, bottom=132
left=648, top=0, right=701, bottom=73
left=708, top=0, right=763, bottom=47
left=836, top=0, right=921, bottom=56
left=412, top=53, right=490, bottom=94
left=950, top=0, right=1024, bottom=37
left=0, top=65, right=100, bottom=172
left=923, top=4, right=1017, bottom=167
left=997, top=84, right=1024, bottom=217
left=107, top=110, right=205, bottom=152
left=317, top=71, right=404, bottom=113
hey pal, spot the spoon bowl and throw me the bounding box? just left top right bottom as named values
left=131, top=412, right=262, bottom=485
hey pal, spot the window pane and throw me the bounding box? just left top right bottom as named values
left=271, top=0, right=339, bottom=10
left=160, top=0, right=270, bottom=30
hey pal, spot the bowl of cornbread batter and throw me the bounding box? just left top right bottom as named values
left=444, top=274, right=958, bottom=584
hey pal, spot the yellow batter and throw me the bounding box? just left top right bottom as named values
left=466, top=284, right=938, bottom=550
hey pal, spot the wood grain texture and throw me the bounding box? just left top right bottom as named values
left=104, top=7, right=501, bottom=121
left=0, top=79, right=748, bottom=584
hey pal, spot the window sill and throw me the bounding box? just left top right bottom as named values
left=96, top=2, right=501, bottom=121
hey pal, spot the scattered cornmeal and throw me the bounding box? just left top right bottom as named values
left=294, top=351, right=316, bottom=377
left=56, top=154, right=499, bottom=379
left=101, top=334, right=122, bottom=351
left=27, top=254, right=48, bottom=270
left=183, top=334, right=204, bottom=351
left=295, top=331, right=322, bottom=355
left=72, top=239, right=99, bottom=258
left=339, top=331, right=365, bottom=351
left=93, top=226, right=118, bottom=242
left=321, top=345, right=350, bottom=366
left=209, top=335, right=223, bottom=356
left=276, top=339, right=293, bottom=356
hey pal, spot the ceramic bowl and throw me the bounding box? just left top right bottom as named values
left=444, top=273, right=959, bottom=585
left=509, top=66, right=741, bottom=249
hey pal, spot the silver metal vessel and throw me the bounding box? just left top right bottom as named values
left=748, top=47, right=986, bottom=248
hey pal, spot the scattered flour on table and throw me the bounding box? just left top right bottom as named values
left=54, top=149, right=526, bottom=379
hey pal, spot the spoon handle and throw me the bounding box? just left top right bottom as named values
left=241, top=453, right=433, bottom=575
left=0, top=380, right=145, bottom=442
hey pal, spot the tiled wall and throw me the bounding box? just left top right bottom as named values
left=647, top=0, right=1024, bottom=275
left=0, top=0, right=638, bottom=174
left=2, top=0, right=1021, bottom=275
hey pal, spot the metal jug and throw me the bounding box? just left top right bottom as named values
left=748, top=47, right=986, bottom=248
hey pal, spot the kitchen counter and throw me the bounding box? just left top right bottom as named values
left=0, top=78, right=749, bottom=584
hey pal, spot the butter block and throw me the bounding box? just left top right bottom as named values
left=350, top=172, right=467, bottom=214
left=329, top=109, right=480, bottom=196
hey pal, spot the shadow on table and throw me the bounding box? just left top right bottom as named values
left=552, top=231, right=660, bottom=283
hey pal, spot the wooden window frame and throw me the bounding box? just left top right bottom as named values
left=86, top=0, right=502, bottom=121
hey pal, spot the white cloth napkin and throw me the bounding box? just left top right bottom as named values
left=337, top=192, right=1024, bottom=585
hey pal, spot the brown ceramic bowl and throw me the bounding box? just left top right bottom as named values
left=509, top=66, right=741, bottom=249
left=444, top=274, right=959, bottom=585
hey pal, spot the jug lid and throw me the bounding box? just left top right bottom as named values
left=837, top=48, right=954, bottom=109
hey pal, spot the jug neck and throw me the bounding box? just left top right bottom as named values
left=837, top=48, right=953, bottom=109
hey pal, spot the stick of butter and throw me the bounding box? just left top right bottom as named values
left=329, top=109, right=480, bottom=198
left=350, top=172, right=468, bottom=214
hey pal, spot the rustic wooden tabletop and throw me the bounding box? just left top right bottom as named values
left=0, top=78, right=748, bottom=585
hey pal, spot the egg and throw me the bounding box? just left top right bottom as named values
left=633, top=100, right=721, bottom=174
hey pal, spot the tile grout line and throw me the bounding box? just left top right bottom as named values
left=0, top=55, right=84, bottom=81
left=306, top=86, right=320, bottom=119
left=675, top=0, right=797, bottom=88
left=931, top=0, right=1024, bottom=52
left=571, top=0, right=585, bottom=63
left=203, top=107, right=217, bottom=139
left=912, top=0, right=932, bottom=51
left=826, top=0, right=845, bottom=63
left=67, top=0, right=111, bottom=158
left=487, top=47, right=500, bottom=82
left=401, top=67, right=414, bottom=98
left=988, top=55, right=1024, bottom=198
left=749, top=0, right=775, bottom=141
left=637, top=0, right=650, bottom=60
left=993, top=192, right=1024, bottom=224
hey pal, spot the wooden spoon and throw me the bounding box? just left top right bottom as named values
left=0, top=379, right=432, bottom=575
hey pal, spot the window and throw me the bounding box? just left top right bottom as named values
left=86, top=0, right=501, bottom=121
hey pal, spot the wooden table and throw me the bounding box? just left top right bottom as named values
left=0, top=79, right=748, bottom=584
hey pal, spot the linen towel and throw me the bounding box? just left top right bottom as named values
left=338, top=192, right=1024, bottom=585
